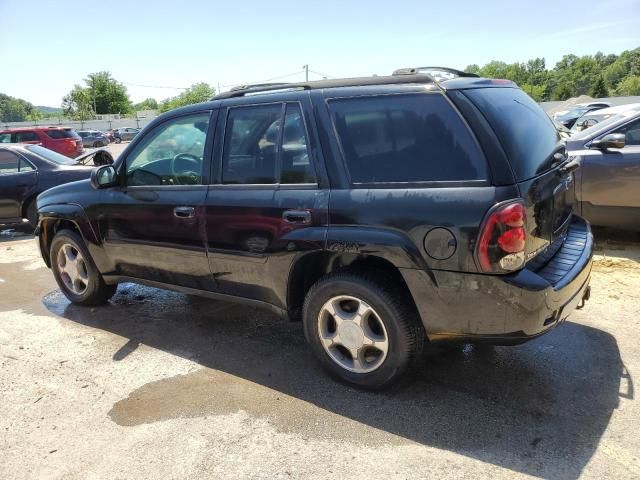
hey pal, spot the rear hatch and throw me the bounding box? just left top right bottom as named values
left=463, top=87, right=575, bottom=265
left=44, top=128, right=83, bottom=156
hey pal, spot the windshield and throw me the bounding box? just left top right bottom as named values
left=25, top=144, right=77, bottom=165
left=465, top=87, right=561, bottom=181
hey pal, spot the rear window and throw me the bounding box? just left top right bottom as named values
left=328, top=94, right=487, bottom=184
left=45, top=129, right=79, bottom=139
left=464, top=88, right=560, bottom=181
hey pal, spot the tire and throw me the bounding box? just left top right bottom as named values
left=25, top=199, right=38, bottom=229
left=303, top=270, right=424, bottom=390
left=115, top=137, right=122, bottom=144
left=50, top=229, right=117, bottom=306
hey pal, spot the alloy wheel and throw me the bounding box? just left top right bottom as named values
left=317, top=295, right=389, bottom=373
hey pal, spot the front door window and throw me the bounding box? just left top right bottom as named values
left=125, top=113, right=210, bottom=186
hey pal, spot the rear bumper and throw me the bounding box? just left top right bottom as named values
left=401, top=216, right=593, bottom=344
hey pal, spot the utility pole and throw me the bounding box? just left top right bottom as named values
left=303, top=64, right=309, bottom=82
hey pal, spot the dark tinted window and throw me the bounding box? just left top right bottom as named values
left=281, top=104, right=315, bottom=184
left=0, top=150, right=21, bottom=174
left=44, top=129, right=76, bottom=139
left=329, top=94, right=486, bottom=184
left=465, top=88, right=560, bottom=181
left=14, top=131, right=39, bottom=142
left=613, top=117, right=640, bottom=146
left=222, top=104, right=282, bottom=184
left=0, top=133, right=10, bottom=143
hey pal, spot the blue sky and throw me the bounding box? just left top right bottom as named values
left=0, top=0, right=638, bottom=106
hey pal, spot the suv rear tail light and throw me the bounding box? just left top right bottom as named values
left=477, top=201, right=526, bottom=273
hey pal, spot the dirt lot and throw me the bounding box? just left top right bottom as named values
left=1, top=229, right=639, bottom=480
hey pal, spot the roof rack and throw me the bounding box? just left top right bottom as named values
left=229, top=82, right=292, bottom=92
left=392, top=66, right=479, bottom=79
left=212, top=74, right=438, bottom=100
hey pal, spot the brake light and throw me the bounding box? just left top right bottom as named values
left=477, top=201, right=526, bottom=273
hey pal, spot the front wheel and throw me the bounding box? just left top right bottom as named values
left=303, top=271, right=424, bottom=390
left=50, top=229, right=117, bottom=306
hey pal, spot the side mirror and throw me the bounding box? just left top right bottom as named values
left=91, top=165, right=117, bottom=189
left=591, top=133, right=625, bottom=150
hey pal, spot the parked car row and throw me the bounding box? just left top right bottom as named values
left=0, top=126, right=141, bottom=158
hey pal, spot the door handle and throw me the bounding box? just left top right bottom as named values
left=283, top=209, right=312, bottom=224
left=174, top=206, right=195, bottom=218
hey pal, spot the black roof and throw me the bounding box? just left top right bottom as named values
left=212, top=66, right=493, bottom=100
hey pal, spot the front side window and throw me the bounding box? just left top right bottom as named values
left=329, top=94, right=487, bottom=184
left=613, top=118, right=640, bottom=146
left=125, top=112, right=210, bottom=186
left=0, top=133, right=11, bottom=143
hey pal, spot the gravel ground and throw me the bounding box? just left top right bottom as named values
left=0, top=230, right=639, bottom=480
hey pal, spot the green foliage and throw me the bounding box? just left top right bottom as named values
left=590, top=76, right=608, bottom=98
left=62, top=85, right=94, bottom=120
left=468, top=48, right=640, bottom=102
left=61, top=72, right=132, bottom=118
left=159, top=83, right=215, bottom=113
left=616, top=75, right=640, bottom=95
left=134, top=98, right=159, bottom=111
left=0, top=93, right=39, bottom=122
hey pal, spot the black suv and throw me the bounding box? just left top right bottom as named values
left=36, top=68, right=593, bottom=389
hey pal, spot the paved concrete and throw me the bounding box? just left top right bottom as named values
left=0, top=233, right=639, bottom=479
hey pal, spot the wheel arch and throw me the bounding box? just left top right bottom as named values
left=286, top=250, right=423, bottom=323
left=37, top=204, right=99, bottom=268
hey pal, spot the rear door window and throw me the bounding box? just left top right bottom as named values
left=328, top=94, right=487, bottom=184
left=14, top=131, right=39, bottom=142
left=0, top=150, right=21, bottom=174
left=45, top=129, right=76, bottom=139
left=222, top=104, right=282, bottom=184
left=464, top=88, right=561, bottom=181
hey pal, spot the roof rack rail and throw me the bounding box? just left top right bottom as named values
left=212, top=74, right=439, bottom=100
left=229, top=82, right=292, bottom=92
left=392, top=66, right=479, bottom=79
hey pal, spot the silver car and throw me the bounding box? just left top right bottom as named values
left=77, top=130, right=109, bottom=148
left=568, top=105, right=640, bottom=229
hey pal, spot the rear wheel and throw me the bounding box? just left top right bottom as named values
left=50, top=229, right=117, bottom=305
left=303, top=271, right=424, bottom=390
left=115, top=137, right=122, bottom=144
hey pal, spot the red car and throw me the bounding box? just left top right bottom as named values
left=0, top=127, right=83, bottom=158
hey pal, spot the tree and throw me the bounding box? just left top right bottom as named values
left=616, top=75, right=640, bottom=96
left=159, top=83, right=215, bottom=113
left=61, top=72, right=132, bottom=118
left=551, top=83, right=574, bottom=101
left=590, top=76, right=608, bottom=98
left=134, top=98, right=159, bottom=111
left=84, top=72, right=132, bottom=114
left=0, top=93, right=38, bottom=122
left=62, top=85, right=93, bottom=120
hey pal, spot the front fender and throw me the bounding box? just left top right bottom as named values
left=36, top=203, right=101, bottom=269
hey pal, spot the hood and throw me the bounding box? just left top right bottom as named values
left=37, top=178, right=93, bottom=209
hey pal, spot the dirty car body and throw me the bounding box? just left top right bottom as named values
left=35, top=70, right=594, bottom=388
